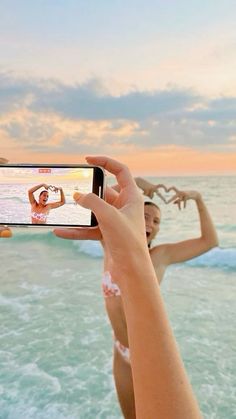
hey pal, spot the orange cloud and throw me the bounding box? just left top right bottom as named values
left=1, top=110, right=235, bottom=175
left=0, top=108, right=144, bottom=149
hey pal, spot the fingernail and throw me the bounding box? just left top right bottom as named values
left=0, top=229, right=12, bottom=238
left=73, top=192, right=81, bottom=201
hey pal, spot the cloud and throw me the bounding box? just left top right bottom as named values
left=32, top=82, right=199, bottom=120
left=0, top=73, right=235, bottom=155
left=0, top=107, right=145, bottom=155
left=0, top=73, right=199, bottom=118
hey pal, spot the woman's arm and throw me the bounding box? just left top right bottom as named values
left=122, top=259, right=201, bottom=418
left=135, top=177, right=159, bottom=199
left=154, top=190, right=219, bottom=266
left=28, top=184, right=48, bottom=205
left=49, top=187, right=66, bottom=209
left=112, top=177, right=159, bottom=198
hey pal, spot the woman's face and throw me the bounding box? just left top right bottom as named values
left=144, top=204, right=161, bottom=245
left=39, top=191, right=49, bottom=206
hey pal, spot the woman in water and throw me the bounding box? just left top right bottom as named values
left=101, top=177, right=219, bottom=418
left=28, top=183, right=65, bottom=224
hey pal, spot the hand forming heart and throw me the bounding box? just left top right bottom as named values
left=155, top=184, right=180, bottom=204
left=48, top=185, right=57, bottom=192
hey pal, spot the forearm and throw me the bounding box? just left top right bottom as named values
left=28, top=184, right=45, bottom=194
left=114, top=177, right=154, bottom=196
left=60, top=188, right=65, bottom=204
left=195, top=195, right=219, bottom=247
left=120, top=259, right=202, bottom=418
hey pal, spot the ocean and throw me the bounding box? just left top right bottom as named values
left=0, top=176, right=235, bottom=419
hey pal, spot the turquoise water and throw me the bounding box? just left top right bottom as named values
left=0, top=176, right=236, bottom=418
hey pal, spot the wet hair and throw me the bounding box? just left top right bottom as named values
left=144, top=201, right=161, bottom=212
left=144, top=201, right=161, bottom=248
left=39, top=190, right=48, bottom=198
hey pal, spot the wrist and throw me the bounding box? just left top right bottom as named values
left=195, top=192, right=202, bottom=202
left=195, top=194, right=206, bottom=211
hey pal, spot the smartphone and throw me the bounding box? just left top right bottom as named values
left=0, top=164, right=105, bottom=227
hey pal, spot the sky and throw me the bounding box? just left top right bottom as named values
left=0, top=166, right=94, bottom=183
left=0, top=0, right=236, bottom=175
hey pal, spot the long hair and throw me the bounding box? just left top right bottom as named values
left=39, top=190, right=48, bottom=197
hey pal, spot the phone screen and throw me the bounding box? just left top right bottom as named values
left=0, top=165, right=104, bottom=227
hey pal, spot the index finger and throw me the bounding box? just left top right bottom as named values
left=86, top=156, right=136, bottom=190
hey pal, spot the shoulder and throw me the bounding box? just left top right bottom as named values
left=150, top=244, right=166, bottom=263
left=149, top=243, right=172, bottom=267
left=150, top=244, right=168, bottom=268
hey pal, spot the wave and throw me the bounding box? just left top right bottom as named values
left=7, top=233, right=236, bottom=269
left=185, top=247, right=236, bottom=270
left=10, top=230, right=57, bottom=241
left=9, top=230, right=76, bottom=249
left=9, top=231, right=103, bottom=256
left=216, top=223, right=236, bottom=233
left=74, top=244, right=236, bottom=270
left=72, top=241, right=103, bottom=258
left=0, top=196, right=27, bottom=204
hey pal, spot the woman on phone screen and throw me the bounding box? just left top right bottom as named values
left=28, top=184, right=65, bottom=224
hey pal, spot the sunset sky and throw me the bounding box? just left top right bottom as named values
left=0, top=167, right=94, bottom=183
left=1, top=0, right=236, bottom=175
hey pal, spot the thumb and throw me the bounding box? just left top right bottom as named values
left=73, top=192, right=114, bottom=221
